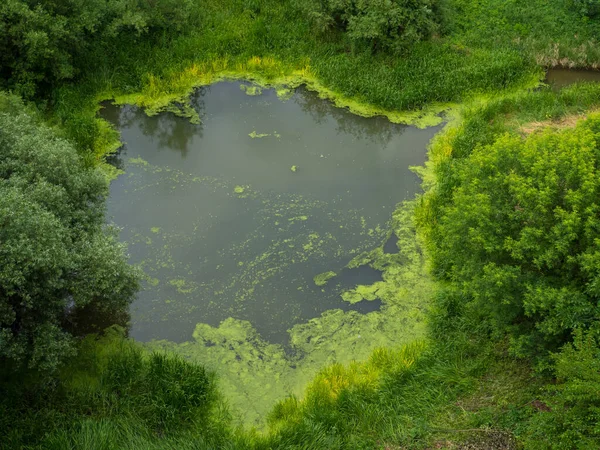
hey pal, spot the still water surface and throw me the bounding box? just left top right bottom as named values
left=103, top=82, right=438, bottom=344
left=545, top=68, right=600, bottom=89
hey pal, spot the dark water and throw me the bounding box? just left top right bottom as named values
left=545, top=68, right=600, bottom=89
left=103, top=82, right=439, bottom=344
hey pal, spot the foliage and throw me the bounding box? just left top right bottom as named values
left=0, top=93, right=139, bottom=373
left=0, top=330, right=232, bottom=449
left=522, top=328, right=600, bottom=448
left=294, top=0, right=442, bottom=54
left=417, top=83, right=600, bottom=449
left=0, top=0, right=202, bottom=97
left=569, top=0, right=600, bottom=18
left=426, top=111, right=600, bottom=360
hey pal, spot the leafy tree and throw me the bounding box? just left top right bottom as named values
left=0, top=93, right=139, bottom=372
left=0, top=0, right=202, bottom=97
left=430, top=116, right=600, bottom=360
left=295, top=0, right=442, bottom=54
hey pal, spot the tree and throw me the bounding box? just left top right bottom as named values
left=0, top=93, right=139, bottom=372
left=430, top=116, right=600, bottom=359
left=295, top=0, right=442, bottom=54
left=0, top=0, right=202, bottom=97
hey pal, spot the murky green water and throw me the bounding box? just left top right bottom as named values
left=104, top=82, right=439, bottom=423
left=105, top=82, right=437, bottom=343
left=545, top=68, right=600, bottom=89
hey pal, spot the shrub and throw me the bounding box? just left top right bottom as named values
left=295, top=0, right=442, bottom=54
left=523, top=328, right=600, bottom=448
left=0, top=0, right=202, bottom=97
left=429, top=114, right=600, bottom=360
left=570, top=0, right=600, bottom=18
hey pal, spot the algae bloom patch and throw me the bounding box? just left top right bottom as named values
left=104, top=81, right=438, bottom=423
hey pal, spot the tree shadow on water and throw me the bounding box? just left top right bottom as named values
left=100, top=87, right=209, bottom=159
left=292, top=86, right=405, bottom=147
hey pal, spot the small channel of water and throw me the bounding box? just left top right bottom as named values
left=545, top=68, right=600, bottom=89
left=103, top=82, right=439, bottom=345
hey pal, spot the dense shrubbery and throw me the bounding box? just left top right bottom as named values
left=0, top=93, right=139, bottom=373
left=419, top=84, right=600, bottom=448
left=523, top=328, right=600, bottom=448
left=429, top=116, right=600, bottom=360
left=570, top=0, right=600, bottom=17
left=0, top=0, right=202, bottom=97
left=295, top=0, right=442, bottom=53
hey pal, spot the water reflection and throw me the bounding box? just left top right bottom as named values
left=103, top=82, right=438, bottom=343
left=293, top=86, right=403, bottom=147
left=545, top=68, right=600, bottom=90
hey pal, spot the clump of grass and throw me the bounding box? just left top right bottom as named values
left=0, top=328, right=231, bottom=449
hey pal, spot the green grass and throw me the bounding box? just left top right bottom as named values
left=0, top=328, right=236, bottom=449
left=42, top=0, right=600, bottom=166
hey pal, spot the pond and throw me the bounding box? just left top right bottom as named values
left=103, top=82, right=439, bottom=423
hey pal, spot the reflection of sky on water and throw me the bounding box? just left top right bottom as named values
left=103, top=82, right=439, bottom=344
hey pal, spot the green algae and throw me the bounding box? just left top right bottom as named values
left=314, top=271, right=336, bottom=287
left=145, top=200, right=432, bottom=427
left=108, top=56, right=460, bottom=132
left=128, top=156, right=150, bottom=166
left=107, top=82, right=439, bottom=427
left=168, top=278, right=197, bottom=295
left=290, top=165, right=297, bottom=172
left=118, top=157, right=390, bottom=342
left=341, top=283, right=382, bottom=303
left=240, top=84, right=263, bottom=96
left=93, top=54, right=544, bottom=184
left=248, top=131, right=271, bottom=138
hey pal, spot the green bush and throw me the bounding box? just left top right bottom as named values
left=0, top=93, right=139, bottom=373
left=0, top=0, right=202, bottom=97
left=429, top=114, right=600, bottom=360
left=523, top=328, right=600, bottom=448
left=295, top=0, right=442, bottom=54
left=0, top=331, right=227, bottom=448
left=569, top=0, right=600, bottom=18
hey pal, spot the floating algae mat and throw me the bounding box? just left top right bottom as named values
left=104, top=82, right=439, bottom=424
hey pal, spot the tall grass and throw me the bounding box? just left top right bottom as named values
left=0, top=328, right=233, bottom=449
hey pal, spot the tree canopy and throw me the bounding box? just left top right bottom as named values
left=0, top=0, right=202, bottom=97
left=429, top=115, right=600, bottom=359
left=295, top=0, right=442, bottom=54
left=0, top=93, right=139, bottom=372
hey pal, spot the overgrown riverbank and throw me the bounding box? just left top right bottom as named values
left=3, top=0, right=600, bottom=448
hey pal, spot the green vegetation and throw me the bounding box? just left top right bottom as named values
left=0, top=93, right=138, bottom=373
left=0, top=0, right=202, bottom=98
left=295, top=0, right=443, bottom=54
left=427, top=111, right=600, bottom=361
left=3, top=0, right=600, bottom=448
left=313, top=271, right=336, bottom=286
left=418, top=82, right=600, bottom=448
left=1, top=328, right=234, bottom=449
